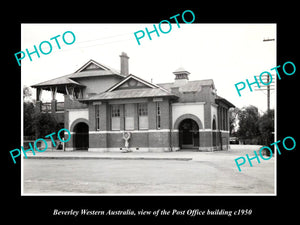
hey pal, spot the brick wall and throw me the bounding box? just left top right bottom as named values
left=199, top=131, right=213, bottom=151
left=87, top=98, right=172, bottom=151
left=64, top=94, right=88, bottom=110
left=178, top=85, right=215, bottom=104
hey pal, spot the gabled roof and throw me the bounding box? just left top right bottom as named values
left=106, top=74, right=160, bottom=92
left=71, top=59, right=124, bottom=79
left=80, top=74, right=178, bottom=101
left=31, top=59, right=124, bottom=90
left=75, top=59, right=112, bottom=73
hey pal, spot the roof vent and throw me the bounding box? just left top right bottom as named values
left=173, top=67, right=190, bottom=85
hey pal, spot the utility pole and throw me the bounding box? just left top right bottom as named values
left=263, top=38, right=275, bottom=42
left=262, top=38, right=275, bottom=156
left=266, top=75, right=270, bottom=111
left=254, top=73, right=274, bottom=112
left=261, top=38, right=275, bottom=112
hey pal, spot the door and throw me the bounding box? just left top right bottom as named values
left=73, top=122, right=89, bottom=150
left=179, top=119, right=199, bottom=149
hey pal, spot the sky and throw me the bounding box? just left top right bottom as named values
left=21, top=23, right=276, bottom=114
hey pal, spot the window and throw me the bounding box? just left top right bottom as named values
left=138, top=103, right=148, bottom=130
left=138, top=103, right=148, bottom=116
left=125, top=104, right=134, bottom=130
left=95, top=105, right=100, bottom=130
left=225, top=109, right=228, bottom=130
left=156, top=102, right=161, bottom=129
left=111, top=105, right=121, bottom=130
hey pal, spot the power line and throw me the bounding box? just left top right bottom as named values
left=75, top=32, right=132, bottom=45
left=254, top=73, right=275, bottom=111
left=57, top=36, right=133, bottom=53
left=77, top=38, right=132, bottom=49
left=45, top=32, right=133, bottom=52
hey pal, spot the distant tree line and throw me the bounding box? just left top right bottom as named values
left=229, top=105, right=274, bottom=146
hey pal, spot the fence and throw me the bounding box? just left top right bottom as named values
left=23, top=139, right=64, bottom=151
left=41, top=102, right=64, bottom=113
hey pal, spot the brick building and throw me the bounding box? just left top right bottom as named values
left=32, top=52, right=234, bottom=152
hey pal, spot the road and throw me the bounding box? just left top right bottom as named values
left=22, top=146, right=275, bottom=195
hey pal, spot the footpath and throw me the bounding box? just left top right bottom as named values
left=23, top=150, right=195, bottom=161
left=22, top=145, right=264, bottom=162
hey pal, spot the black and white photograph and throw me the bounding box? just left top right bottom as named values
left=20, top=23, right=277, bottom=196
left=5, top=5, right=297, bottom=224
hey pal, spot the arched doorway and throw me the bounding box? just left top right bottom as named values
left=179, top=119, right=199, bottom=149
left=73, top=122, right=89, bottom=150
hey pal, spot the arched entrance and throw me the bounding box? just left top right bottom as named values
left=179, top=119, right=199, bottom=149
left=73, top=122, right=89, bottom=150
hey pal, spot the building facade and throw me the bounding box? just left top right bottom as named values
left=32, top=52, right=234, bottom=152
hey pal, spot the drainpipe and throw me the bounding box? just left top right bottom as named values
left=62, top=138, right=65, bottom=151
left=169, top=100, right=173, bottom=151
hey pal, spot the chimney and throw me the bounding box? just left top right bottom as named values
left=120, top=52, right=129, bottom=76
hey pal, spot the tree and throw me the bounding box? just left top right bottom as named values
left=24, top=101, right=35, bottom=138
left=32, top=112, right=58, bottom=138
left=23, top=85, right=33, bottom=102
left=229, top=107, right=240, bottom=136
left=237, top=105, right=260, bottom=142
left=258, top=109, right=274, bottom=146
left=23, top=86, right=59, bottom=138
left=23, top=86, right=35, bottom=138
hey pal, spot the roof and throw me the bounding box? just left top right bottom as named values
left=106, top=74, right=161, bottom=92
left=75, top=59, right=114, bottom=73
left=81, top=74, right=178, bottom=101
left=71, top=59, right=124, bottom=79
left=173, top=67, right=190, bottom=75
left=159, top=79, right=235, bottom=108
left=70, top=70, right=121, bottom=79
left=83, top=88, right=178, bottom=101
left=158, top=79, right=214, bottom=92
left=31, top=74, right=85, bottom=88
left=31, top=59, right=124, bottom=90
left=215, top=95, right=235, bottom=108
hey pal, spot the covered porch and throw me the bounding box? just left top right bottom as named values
left=31, top=74, right=86, bottom=117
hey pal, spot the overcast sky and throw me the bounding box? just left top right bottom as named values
left=21, top=23, right=276, bottom=113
